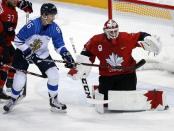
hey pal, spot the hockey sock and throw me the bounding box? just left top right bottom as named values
left=11, top=88, right=21, bottom=99
left=47, top=83, right=58, bottom=97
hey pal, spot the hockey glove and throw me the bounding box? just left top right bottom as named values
left=17, top=0, right=33, bottom=13
left=62, top=51, right=76, bottom=68
left=67, top=55, right=92, bottom=80
left=138, top=35, right=161, bottom=56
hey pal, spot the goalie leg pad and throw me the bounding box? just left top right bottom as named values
left=95, top=92, right=105, bottom=114
left=91, top=85, right=105, bottom=113
left=108, top=90, right=168, bottom=111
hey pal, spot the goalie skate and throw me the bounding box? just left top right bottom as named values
left=49, top=94, right=67, bottom=113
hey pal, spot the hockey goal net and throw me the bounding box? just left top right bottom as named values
left=110, top=0, right=174, bottom=72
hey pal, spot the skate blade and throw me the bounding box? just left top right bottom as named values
left=50, top=107, right=67, bottom=113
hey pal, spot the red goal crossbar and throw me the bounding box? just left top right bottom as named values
left=119, top=0, right=174, bottom=10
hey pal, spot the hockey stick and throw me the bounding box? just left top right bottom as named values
left=21, top=13, right=30, bottom=97
left=38, top=59, right=146, bottom=71
left=26, top=12, right=29, bottom=24
left=23, top=13, right=30, bottom=96
left=2, top=64, right=46, bottom=78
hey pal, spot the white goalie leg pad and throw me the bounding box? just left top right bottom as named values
left=95, top=92, right=105, bottom=114
left=92, top=85, right=104, bottom=114
left=92, top=85, right=99, bottom=99
left=91, top=85, right=105, bottom=113
left=108, top=90, right=168, bottom=111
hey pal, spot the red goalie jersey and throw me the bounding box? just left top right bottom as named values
left=83, top=32, right=141, bottom=76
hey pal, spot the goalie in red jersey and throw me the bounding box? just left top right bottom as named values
left=0, top=0, right=33, bottom=100
left=68, top=19, right=161, bottom=101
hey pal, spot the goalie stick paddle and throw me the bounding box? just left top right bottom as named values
left=81, top=77, right=111, bottom=104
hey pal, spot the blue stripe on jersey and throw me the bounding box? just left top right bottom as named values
left=16, top=17, right=65, bottom=49
left=47, top=83, right=58, bottom=91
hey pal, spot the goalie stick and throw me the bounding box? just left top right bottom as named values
left=81, top=76, right=111, bottom=104
left=38, top=59, right=146, bottom=71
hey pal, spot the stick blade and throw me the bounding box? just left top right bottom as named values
left=86, top=98, right=111, bottom=104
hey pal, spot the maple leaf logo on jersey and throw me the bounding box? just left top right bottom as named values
left=106, top=53, right=123, bottom=67
left=144, top=90, right=163, bottom=109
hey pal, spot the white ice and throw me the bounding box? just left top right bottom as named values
left=1, top=0, right=174, bottom=131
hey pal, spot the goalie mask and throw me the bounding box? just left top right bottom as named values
left=103, top=19, right=119, bottom=40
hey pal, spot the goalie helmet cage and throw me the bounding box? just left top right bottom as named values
left=107, top=0, right=174, bottom=36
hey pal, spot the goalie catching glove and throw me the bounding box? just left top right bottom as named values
left=138, top=35, right=161, bottom=55
left=67, top=55, right=92, bottom=80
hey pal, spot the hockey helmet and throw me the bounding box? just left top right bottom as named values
left=40, top=3, right=57, bottom=16
left=103, top=19, right=119, bottom=39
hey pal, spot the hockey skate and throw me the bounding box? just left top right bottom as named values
left=49, top=94, right=67, bottom=113
left=3, top=97, right=17, bottom=112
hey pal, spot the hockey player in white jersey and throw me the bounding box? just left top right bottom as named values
left=3, top=3, right=75, bottom=112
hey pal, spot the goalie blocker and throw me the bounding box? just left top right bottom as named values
left=92, top=85, right=168, bottom=113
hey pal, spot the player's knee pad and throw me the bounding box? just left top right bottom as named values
left=45, top=67, right=59, bottom=85
left=13, top=71, right=27, bottom=91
